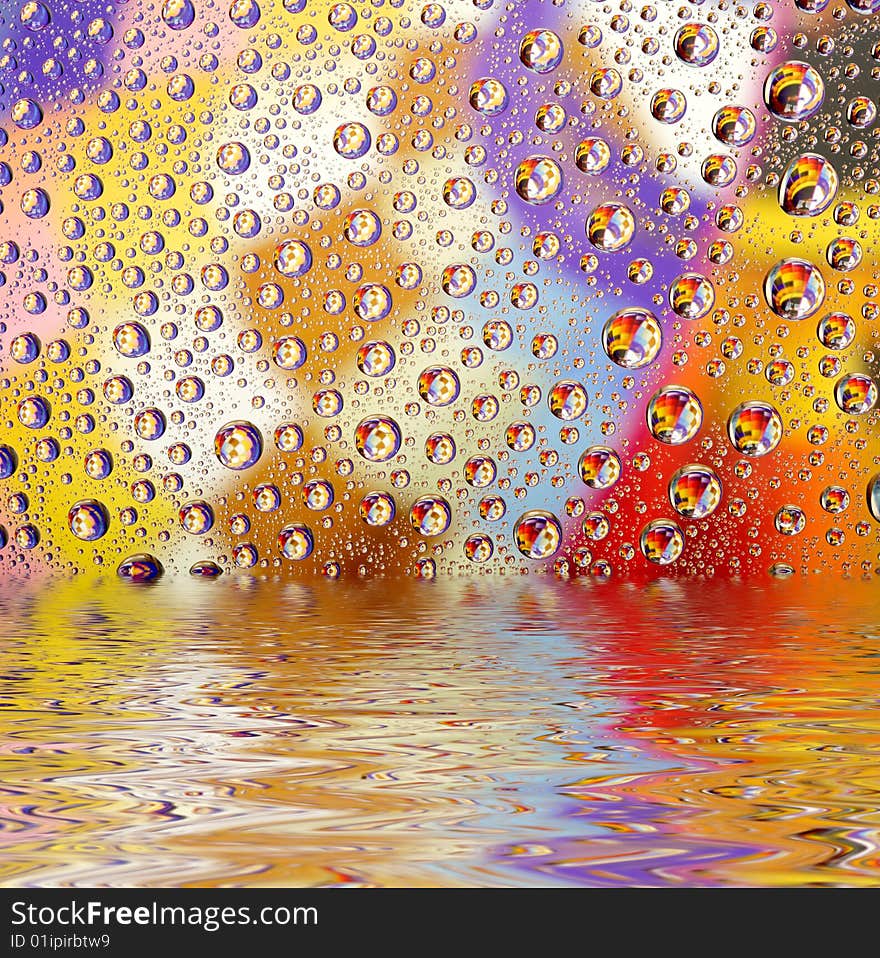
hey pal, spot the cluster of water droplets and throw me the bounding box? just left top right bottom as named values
left=0, top=0, right=878, bottom=581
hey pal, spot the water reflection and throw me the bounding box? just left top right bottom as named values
left=1, top=575, right=879, bottom=887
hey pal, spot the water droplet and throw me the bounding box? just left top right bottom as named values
left=651, top=89, right=687, bottom=124
left=867, top=475, right=880, bottom=522
left=279, top=524, right=314, bottom=560
left=578, top=446, right=622, bottom=489
left=118, top=554, right=163, bottom=582
left=587, top=203, right=635, bottom=252
left=775, top=505, right=806, bottom=536
left=647, top=386, right=703, bottom=444
left=674, top=23, right=720, bottom=67
left=355, top=416, right=401, bottom=462
left=817, top=313, right=856, bottom=350
left=515, top=156, right=563, bottom=205
left=418, top=366, right=460, bottom=406
left=548, top=380, right=588, bottom=421
left=669, top=273, right=715, bottom=320
left=779, top=154, right=838, bottom=217
left=713, top=106, right=757, bottom=146
left=575, top=137, right=611, bottom=175
left=519, top=29, right=563, bottom=74
left=603, top=309, right=662, bottom=368
left=728, top=402, right=783, bottom=456
left=764, top=61, right=824, bottom=122
left=410, top=496, right=452, bottom=536
left=514, top=510, right=562, bottom=559
left=640, top=519, right=684, bottom=565
left=834, top=373, right=877, bottom=415
left=764, top=259, right=826, bottom=319
left=214, top=421, right=263, bottom=470
left=162, top=0, right=196, bottom=30
left=669, top=465, right=723, bottom=519
left=333, top=122, right=371, bottom=159
left=180, top=501, right=215, bottom=535
left=360, top=492, right=396, bottom=526
left=68, top=500, right=109, bottom=541
left=469, top=78, right=509, bottom=116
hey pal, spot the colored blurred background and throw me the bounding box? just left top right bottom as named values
left=0, top=0, right=877, bottom=579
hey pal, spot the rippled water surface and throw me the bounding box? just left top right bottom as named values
left=2, top=576, right=879, bottom=887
